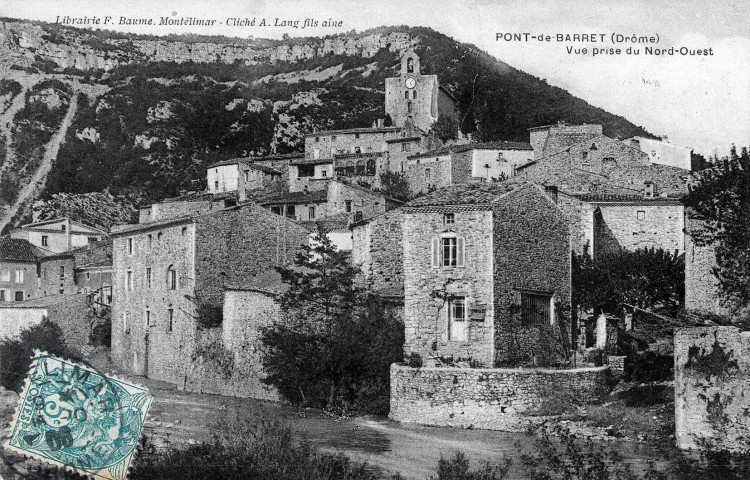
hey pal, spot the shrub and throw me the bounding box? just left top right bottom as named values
left=130, top=420, right=379, bottom=480
left=405, top=352, right=423, bottom=368
left=429, top=452, right=511, bottom=480
left=0, top=319, right=82, bottom=392
left=623, top=351, right=673, bottom=383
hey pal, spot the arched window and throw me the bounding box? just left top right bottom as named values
left=167, top=265, right=177, bottom=290
left=407, top=57, right=414, bottom=73
left=356, top=160, right=366, bottom=175
left=404, top=91, right=409, bottom=99
left=366, top=159, right=376, bottom=175
left=345, top=161, right=354, bottom=176
left=407, top=101, right=413, bottom=114
left=412, top=91, right=417, bottom=99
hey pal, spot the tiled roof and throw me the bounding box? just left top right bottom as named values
left=405, top=179, right=530, bottom=208
left=572, top=194, right=683, bottom=206
left=156, top=191, right=236, bottom=204
left=209, top=153, right=303, bottom=169
left=385, top=136, right=421, bottom=143
left=0, top=238, right=43, bottom=262
left=407, top=141, right=533, bottom=160
left=19, top=217, right=106, bottom=234
left=258, top=190, right=328, bottom=205
left=305, top=126, right=401, bottom=137
left=290, top=158, right=335, bottom=166
left=247, top=164, right=282, bottom=175
left=300, top=214, right=351, bottom=233
left=207, top=158, right=248, bottom=168
left=334, top=152, right=384, bottom=160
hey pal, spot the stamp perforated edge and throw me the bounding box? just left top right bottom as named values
left=2, top=350, right=153, bottom=480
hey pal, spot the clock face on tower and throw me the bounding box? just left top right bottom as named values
left=405, top=77, right=416, bottom=89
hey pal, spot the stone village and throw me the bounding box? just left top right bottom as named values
left=0, top=50, right=746, bottom=452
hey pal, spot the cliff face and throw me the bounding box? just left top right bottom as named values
left=0, top=20, right=416, bottom=71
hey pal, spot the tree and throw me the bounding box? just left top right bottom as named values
left=572, top=246, right=685, bottom=316
left=260, top=227, right=404, bottom=413
left=684, top=146, right=750, bottom=312
left=378, top=171, right=410, bottom=202
left=430, top=115, right=458, bottom=143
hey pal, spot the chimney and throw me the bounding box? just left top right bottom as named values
left=544, top=185, right=559, bottom=203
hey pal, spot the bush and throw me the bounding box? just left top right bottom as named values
left=130, top=420, right=379, bottom=480
left=429, top=452, right=511, bottom=480
left=405, top=352, right=423, bottom=368
left=623, top=351, right=673, bottom=383
left=0, top=319, right=82, bottom=392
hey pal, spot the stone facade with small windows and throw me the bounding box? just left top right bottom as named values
left=351, top=209, right=404, bottom=296
left=304, top=126, right=399, bottom=161
left=401, top=181, right=571, bottom=367
left=0, top=260, right=37, bottom=302
left=385, top=50, right=457, bottom=132
left=110, top=204, right=310, bottom=385
left=38, top=254, right=77, bottom=296
left=593, top=201, right=685, bottom=256
left=528, top=122, right=603, bottom=160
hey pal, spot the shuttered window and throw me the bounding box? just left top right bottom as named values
left=521, top=292, right=552, bottom=326
left=431, top=236, right=465, bottom=267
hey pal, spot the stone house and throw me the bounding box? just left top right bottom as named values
left=206, top=156, right=288, bottom=195
left=304, top=124, right=399, bottom=161
left=288, top=157, right=334, bottom=193
left=38, top=239, right=113, bottom=298
left=625, top=136, right=692, bottom=171
left=385, top=49, right=458, bottom=132
left=110, top=203, right=311, bottom=383
left=139, top=191, right=237, bottom=223
left=0, top=294, right=90, bottom=350
left=405, top=142, right=534, bottom=196
left=401, top=180, right=571, bottom=366
left=10, top=217, right=105, bottom=254
left=259, top=180, right=401, bottom=225
left=0, top=238, right=42, bottom=302
left=528, top=122, right=603, bottom=160
left=351, top=208, right=404, bottom=298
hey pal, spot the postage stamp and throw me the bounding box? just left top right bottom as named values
left=3, top=351, right=152, bottom=480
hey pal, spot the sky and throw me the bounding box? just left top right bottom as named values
left=3, top=0, right=749, bottom=157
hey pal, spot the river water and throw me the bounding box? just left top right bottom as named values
left=140, top=377, right=665, bottom=479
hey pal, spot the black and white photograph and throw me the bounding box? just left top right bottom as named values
left=0, top=1, right=748, bottom=478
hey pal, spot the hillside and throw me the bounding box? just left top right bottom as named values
left=0, top=19, right=656, bottom=229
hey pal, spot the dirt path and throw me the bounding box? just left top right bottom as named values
left=0, top=86, right=27, bottom=172
left=0, top=89, right=78, bottom=233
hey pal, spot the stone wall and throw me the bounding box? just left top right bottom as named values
left=305, top=130, right=396, bottom=160
left=595, top=204, right=684, bottom=255
left=38, top=256, right=77, bottom=296
left=402, top=208, right=496, bottom=366
left=492, top=185, right=571, bottom=364
left=684, top=217, right=727, bottom=316
left=184, top=289, right=281, bottom=400
left=385, top=52, right=439, bottom=131
left=406, top=155, right=450, bottom=196
left=0, top=260, right=37, bottom=302
left=352, top=209, right=403, bottom=296
left=529, top=123, right=602, bottom=160
left=0, top=294, right=90, bottom=351
left=390, top=364, right=610, bottom=431
left=675, top=326, right=750, bottom=452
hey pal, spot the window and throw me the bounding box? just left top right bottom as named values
left=59, top=266, right=65, bottom=279
left=412, top=90, right=417, bottom=99
left=313, top=148, right=320, bottom=159
left=404, top=91, right=409, bottom=99
left=145, top=309, right=153, bottom=327
left=644, top=183, right=655, bottom=199
left=356, top=160, right=365, bottom=175
left=581, top=163, right=593, bottom=172
left=637, top=210, right=646, bottom=220
left=128, top=238, right=133, bottom=255
left=355, top=133, right=360, bottom=139
left=157, top=232, right=163, bottom=241
left=582, top=151, right=588, bottom=160
left=42, top=236, right=48, bottom=247
left=0, top=270, right=9, bottom=282
left=345, top=161, right=354, bottom=176
left=424, top=168, right=431, bottom=182
left=345, top=200, right=353, bottom=213
left=181, top=227, right=187, bottom=236
left=321, top=170, right=327, bottom=177
left=448, top=297, right=467, bottom=341
left=146, top=267, right=152, bottom=289
left=407, top=101, right=413, bottom=114
left=61, top=225, right=66, bottom=232
left=298, top=165, right=315, bottom=177
left=167, top=266, right=177, bottom=290
left=15, top=270, right=23, bottom=283
left=332, top=135, right=337, bottom=141
left=86, top=272, right=90, bottom=280
left=355, top=146, right=362, bottom=154
left=366, top=159, right=376, bottom=175
left=401, top=143, right=407, bottom=152
left=147, top=234, right=152, bottom=251
left=15, top=291, right=24, bottom=302
left=308, top=207, right=316, bottom=219
left=167, top=306, right=174, bottom=333
left=43, top=268, right=47, bottom=280
left=126, top=270, right=133, bottom=291
left=315, top=136, right=320, bottom=142
left=0, top=290, right=5, bottom=302
left=270, top=206, right=283, bottom=216
left=88, top=237, right=97, bottom=244
left=432, top=236, right=465, bottom=267
left=244, top=171, right=249, bottom=182
left=443, top=213, right=455, bottom=225
left=214, top=180, right=219, bottom=191
left=407, top=57, right=414, bottom=73
left=122, top=313, right=129, bottom=334
left=285, top=205, right=296, bottom=218
left=521, top=292, right=552, bottom=326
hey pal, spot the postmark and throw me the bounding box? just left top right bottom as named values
left=3, top=351, right=152, bottom=480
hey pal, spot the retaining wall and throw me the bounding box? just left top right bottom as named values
left=390, top=363, right=610, bottom=431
